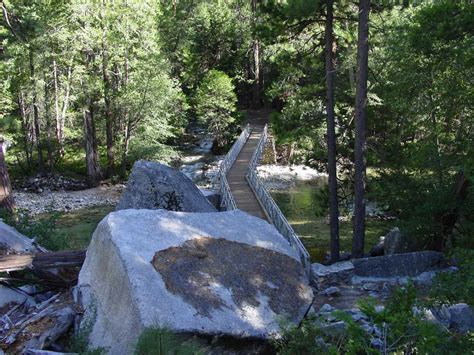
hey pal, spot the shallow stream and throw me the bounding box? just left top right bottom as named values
left=270, top=180, right=393, bottom=262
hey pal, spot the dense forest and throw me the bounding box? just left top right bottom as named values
left=1, top=0, right=473, bottom=353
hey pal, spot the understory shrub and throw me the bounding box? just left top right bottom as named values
left=274, top=284, right=472, bottom=354
left=134, top=327, right=203, bottom=355
left=430, top=248, right=474, bottom=306
left=194, top=70, right=237, bottom=149
left=1, top=208, right=66, bottom=251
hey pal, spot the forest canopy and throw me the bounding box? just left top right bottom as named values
left=1, top=0, right=473, bottom=251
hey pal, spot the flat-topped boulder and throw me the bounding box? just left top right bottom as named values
left=352, top=251, right=447, bottom=278
left=78, top=209, right=313, bottom=354
left=116, top=160, right=217, bottom=212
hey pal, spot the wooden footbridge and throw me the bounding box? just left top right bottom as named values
left=214, top=112, right=311, bottom=276
left=227, top=123, right=267, bottom=220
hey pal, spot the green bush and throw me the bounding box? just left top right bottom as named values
left=1, top=209, right=66, bottom=251
left=134, top=327, right=202, bottom=355
left=273, top=283, right=472, bottom=354
left=194, top=70, right=237, bottom=148
left=272, top=315, right=338, bottom=355
left=430, top=248, right=474, bottom=306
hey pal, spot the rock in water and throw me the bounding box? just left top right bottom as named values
left=116, top=160, right=217, bottom=212
left=78, top=209, right=313, bottom=353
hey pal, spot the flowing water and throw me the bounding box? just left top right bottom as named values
left=270, top=179, right=393, bottom=262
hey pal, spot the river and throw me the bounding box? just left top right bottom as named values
left=270, top=179, right=393, bottom=262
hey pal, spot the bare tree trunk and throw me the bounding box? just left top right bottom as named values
left=120, top=18, right=130, bottom=176
left=53, top=58, right=69, bottom=158
left=83, top=99, right=102, bottom=187
left=53, top=59, right=61, bottom=155
left=325, top=0, right=339, bottom=262
left=101, top=0, right=114, bottom=177
left=286, top=143, right=294, bottom=164
left=251, top=0, right=261, bottom=107
left=352, top=0, right=370, bottom=259
left=30, top=49, right=44, bottom=175
left=18, top=93, right=32, bottom=167
left=44, top=77, right=54, bottom=172
left=0, top=138, right=15, bottom=212
left=121, top=123, right=131, bottom=174
left=345, top=21, right=356, bottom=93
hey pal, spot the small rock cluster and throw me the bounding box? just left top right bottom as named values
left=13, top=175, right=89, bottom=193
left=306, top=252, right=472, bottom=351
left=312, top=303, right=387, bottom=351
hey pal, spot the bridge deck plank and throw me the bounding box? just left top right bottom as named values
left=227, top=125, right=267, bottom=221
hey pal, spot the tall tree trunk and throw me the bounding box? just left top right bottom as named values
left=325, top=0, right=339, bottom=262
left=0, top=138, right=15, bottom=212
left=44, top=77, right=54, bottom=172
left=101, top=0, right=114, bottom=177
left=53, top=58, right=68, bottom=158
left=30, top=49, right=44, bottom=175
left=352, top=0, right=370, bottom=259
left=59, top=60, right=73, bottom=158
left=83, top=99, right=102, bottom=187
left=121, top=122, right=131, bottom=175
left=120, top=18, right=130, bottom=176
left=251, top=0, right=261, bottom=107
left=53, top=59, right=61, bottom=155
left=18, top=93, right=32, bottom=167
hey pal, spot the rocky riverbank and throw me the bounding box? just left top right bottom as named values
left=13, top=185, right=124, bottom=215
left=257, top=164, right=327, bottom=190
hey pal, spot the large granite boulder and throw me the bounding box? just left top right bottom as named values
left=78, top=209, right=313, bottom=353
left=352, top=251, right=447, bottom=278
left=116, top=161, right=217, bottom=212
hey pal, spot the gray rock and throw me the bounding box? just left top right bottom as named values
left=447, top=303, right=474, bottom=333
left=362, top=283, right=379, bottom=292
left=307, top=306, right=317, bottom=316
left=312, top=261, right=354, bottom=277
left=199, top=188, right=221, bottom=209
left=319, top=304, right=335, bottom=313
left=383, top=227, right=414, bottom=255
left=359, top=320, right=382, bottom=337
left=319, top=286, right=340, bottom=297
left=78, top=209, right=313, bottom=353
left=315, top=337, right=329, bottom=352
left=374, top=305, right=385, bottom=313
left=369, top=236, right=385, bottom=256
left=348, top=310, right=367, bottom=322
left=311, top=261, right=354, bottom=284
left=0, top=221, right=38, bottom=253
left=116, top=160, right=217, bottom=212
left=352, top=251, right=447, bottom=278
left=370, top=338, right=384, bottom=349
left=319, top=321, right=347, bottom=337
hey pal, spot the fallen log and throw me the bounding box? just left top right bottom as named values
left=0, top=250, right=86, bottom=273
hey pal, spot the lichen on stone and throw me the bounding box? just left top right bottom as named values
left=151, top=237, right=310, bottom=319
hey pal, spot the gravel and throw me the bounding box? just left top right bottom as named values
left=12, top=185, right=124, bottom=215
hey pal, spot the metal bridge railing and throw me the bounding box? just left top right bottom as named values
left=214, top=124, right=251, bottom=211
left=246, top=124, right=312, bottom=277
